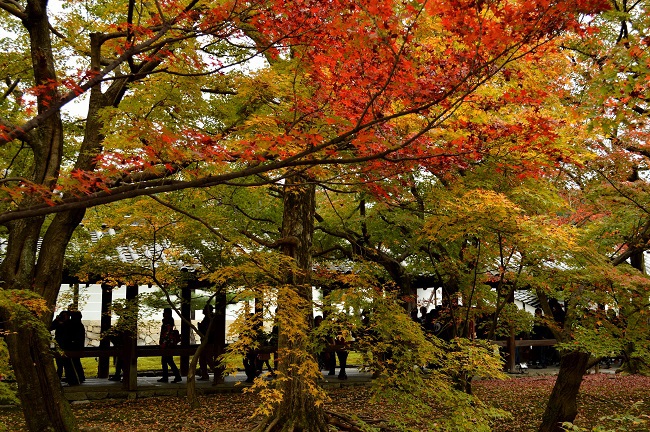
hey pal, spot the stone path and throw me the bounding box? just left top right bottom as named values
left=62, top=363, right=620, bottom=402
left=62, top=368, right=372, bottom=402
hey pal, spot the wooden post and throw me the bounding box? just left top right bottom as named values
left=72, top=283, right=79, bottom=310
left=254, top=294, right=263, bottom=334
left=505, top=289, right=517, bottom=372
left=180, top=285, right=191, bottom=376
left=98, top=284, right=112, bottom=378
left=507, top=327, right=516, bottom=372
left=214, top=286, right=227, bottom=384
left=123, top=285, right=139, bottom=391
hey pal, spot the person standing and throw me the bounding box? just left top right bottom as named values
left=56, top=311, right=81, bottom=386
left=107, top=305, right=129, bottom=382
left=333, top=333, right=349, bottom=380
left=68, top=311, right=86, bottom=383
left=197, top=304, right=216, bottom=381
left=241, top=313, right=259, bottom=383
left=158, top=308, right=182, bottom=383
left=51, top=310, right=70, bottom=379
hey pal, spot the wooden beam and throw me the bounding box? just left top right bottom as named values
left=98, top=284, right=113, bottom=378
left=493, top=339, right=557, bottom=347
left=124, top=285, right=139, bottom=391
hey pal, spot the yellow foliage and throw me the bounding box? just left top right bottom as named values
left=6, top=291, right=50, bottom=318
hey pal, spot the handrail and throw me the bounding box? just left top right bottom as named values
left=492, top=339, right=557, bottom=347
left=57, top=338, right=557, bottom=358
left=56, top=343, right=278, bottom=358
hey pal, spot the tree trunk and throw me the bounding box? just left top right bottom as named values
left=618, top=342, right=650, bottom=375
left=1, top=3, right=134, bottom=425
left=1, top=213, right=87, bottom=432
left=255, top=174, right=329, bottom=432
left=187, top=345, right=201, bottom=409
left=538, top=351, right=590, bottom=432
left=0, top=42, right=115, bottom=432
left=268, top=283, right=328, bottom=432
left=0, top=299, right=78, bottom=432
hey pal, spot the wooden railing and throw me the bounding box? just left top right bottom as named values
left=492, top=339, right=557, bottom=347
left=56, top=339, right=558, bottom=390
left=59, top=344, right=203, bottom=358
left=59, top=339, right=557, bottom=363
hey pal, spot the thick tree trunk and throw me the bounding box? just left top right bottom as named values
left=1, top=4, right=127, bottom=425
left=1, top=212, right=86, bottom=432
left=0, top=301, right=78, bottom=432
left=538, top=351, right=590, bottom=432
left=0, top=69, right=108, bottom=432
left=267, top=291, right=328, bottom=432
left=256, top=174, right=329, bottom=432
left=3, top=1, right=170, bottom=430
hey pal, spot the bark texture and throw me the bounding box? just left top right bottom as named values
left=0, top=301, right=77, bottom=432
left=0, top=1, right=78, bottom=429
left=0, top=2, right=133, bottom=428
left=256, top=174, right=329, bottom=432
left=538, top=351, right=591, bottom=432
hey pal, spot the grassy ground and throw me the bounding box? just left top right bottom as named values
left=1, top=374, right=648, bottom=431
left=79, top=357, right=169, bottom=377
left=80, top=352, right=366, bottom=377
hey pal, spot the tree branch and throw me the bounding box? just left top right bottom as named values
left=0, top=0, right=26, bottom=20
left=0, top=0, right=201, bottom=145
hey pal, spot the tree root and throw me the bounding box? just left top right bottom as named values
left=328, top=416, right=363, bottom=432
left=252, top=416, right=324, bottom=432
left=252, top=410, right=386, bottom=432
left=325, top=411, right=363, bottom=432
left=325, top=409, right=394, bottom=432
left=252, top=415, right=279, bottom=432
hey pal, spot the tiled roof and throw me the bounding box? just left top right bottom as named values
left=514, top=290, right=540, bottom=308
left=0, top=227, right=201, bottom=274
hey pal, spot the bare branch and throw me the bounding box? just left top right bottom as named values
left=1, top=78, right=20, bottom=102
left=200, top=87, right=237, bottom=95
left=0, top=177, right=27, bottom=185
left=0, top=0, right=26, bottom=20
left=0, top=0, right=202, bottom=145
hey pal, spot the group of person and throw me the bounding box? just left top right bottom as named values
left=51, top=307, right=86, bottom=386
left=51, top=304, right=362, bottom=386
left=241, top=312, right=277, bottom=383
left=238, top=311, right=353, bottom=383
left=411, top=305, right=458, bottom=341
left=107, top=307, right=184, bottom=383
left=314, top=315, right=349, bottom=380
left=410, top=302, right=563, bottom=369
left=52, top=305, right=185, bottom=385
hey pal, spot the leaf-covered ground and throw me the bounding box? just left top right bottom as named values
left=1, top=375, right=649, bottom=431
left=473, top=374, right=650, bottom=431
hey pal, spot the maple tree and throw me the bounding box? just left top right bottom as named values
left=304, top=12, right=650, bottom=429
left=526, top=2, right=650, bottom=431
left=0, top=0, right=612, bottom=431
